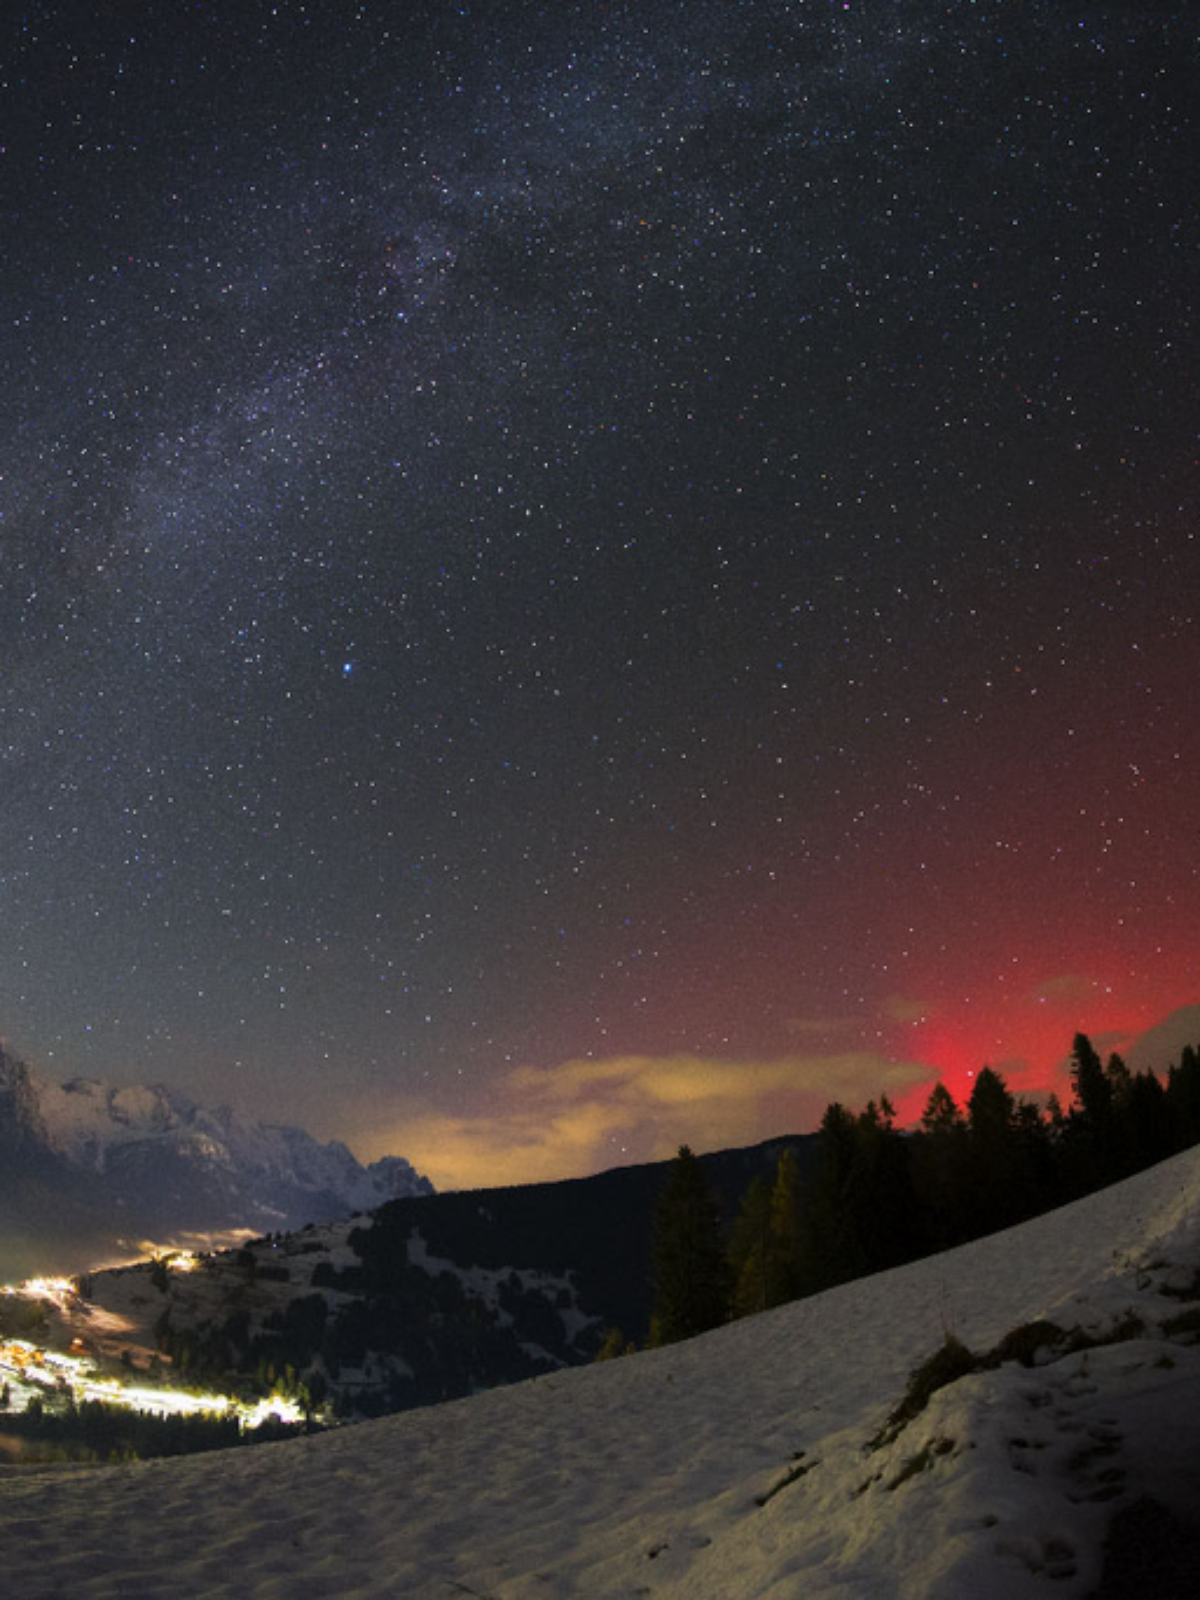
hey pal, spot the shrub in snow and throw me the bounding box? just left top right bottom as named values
left=870, top=1333, right=977, bottom=1449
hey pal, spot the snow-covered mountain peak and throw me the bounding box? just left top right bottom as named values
left=0, top=1044, right=433, bottom=1265
left=46, top=1077, right=197, bottom=1162
left=33, top=1068, right=431, bottom=1201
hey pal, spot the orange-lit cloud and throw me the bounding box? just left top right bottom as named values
left=339, top=994, right=1200, bottom=1192
left=352, top=1048, right=932, bottom=1192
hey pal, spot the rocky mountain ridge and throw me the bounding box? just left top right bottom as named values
left=0, top=1041, right=432, bottom=1279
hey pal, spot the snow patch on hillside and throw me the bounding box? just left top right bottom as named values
left=406, top=1225, right=594, bottom=1346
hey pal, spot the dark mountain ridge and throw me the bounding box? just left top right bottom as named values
left=356, top=1133, right=820, bottom=1340
left=63, top=1131, right=820, bottom=1419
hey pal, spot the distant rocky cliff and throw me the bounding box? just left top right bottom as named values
left=0, top=1044, right=51, bottom=1158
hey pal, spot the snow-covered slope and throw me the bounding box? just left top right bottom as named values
left=4, top=1145, right=1200, bottom=1597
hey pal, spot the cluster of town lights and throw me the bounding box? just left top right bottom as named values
left=2, top=1270, right=305, bottom=1429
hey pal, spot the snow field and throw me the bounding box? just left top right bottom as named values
left=2, top=1144, right=1199, bottom=1598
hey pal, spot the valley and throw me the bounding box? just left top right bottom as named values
left=1, top=1264, right=306, bottom=1452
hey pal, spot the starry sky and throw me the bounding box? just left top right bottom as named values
left=3, top=1, right=1198, bottom=1190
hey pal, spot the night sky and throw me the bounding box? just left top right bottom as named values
left=3, top=2, right=1197, bottom=1190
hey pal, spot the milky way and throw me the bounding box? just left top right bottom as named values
left=2, top=2, right=1197, bottom=1185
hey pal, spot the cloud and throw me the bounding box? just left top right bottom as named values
left=1125, top=1004, right=1200, bottom=1075
left=356, top=1049, right=932, bottom=1192
left=1028, top=974, right=1107, bottom=1007
left=883, top=995, right=936, bottom=1025
left=783, top=1015, right=862, bottom=1040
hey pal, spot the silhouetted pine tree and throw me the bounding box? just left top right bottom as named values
left=1012, top=1098, right=1058, bottom=1216
left=796, top=1102, right=862, bottom=1291
left=727, top=1149, right=807, bottom=1317
left=1070, top=1033, right=1110, bottom=1121
left=1105, top=1052, right=1133, bottom=1113
left=796, top=1097, right=921, bottom=1291
left=649, top=1146, right=730, bottom=1345
left=1125, top=1069, right=1172, bottom=1169
left=849, top=1098, right=921, bottom=1271
left=766, top=1147, right=805, bottom=1303
left=966, top=1066, right=1022, bottom=1235
left=1066, top=1032, right=1118, bottom=1189
left=921, top=1082, right=964, bottom=1135
left=1166, top=1046, right=1200, bottom=1150
left=911, top=1082, right=970, bottom=1250
left=729, top=1174, right=771, bottom=1317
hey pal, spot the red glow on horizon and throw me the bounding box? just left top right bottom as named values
left=888, top=971, right=1200, bottom=1131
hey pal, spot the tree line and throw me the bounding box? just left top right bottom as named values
left=633, top=1033, right=1200, bottom=1349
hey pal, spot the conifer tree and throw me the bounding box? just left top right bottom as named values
left=649, top=1146, right=730, bottom=1345
left=728, top=1174, right=772, bottom=1318
left=968, top=1066, right=1015, bottom=1137
left=850, top=1097, right=921, bottom=1271
left=796, top=1102, right=861, bottom=1291
left=1070, top=1033, right=1112, bottom=1129
left=766, top=1146, right=805, bottom=1304
left=920, top=1081, right=964, bottom=1136
left=728, top=1149, right=806, bottom=1317
left=912, top=1082, right=969, bottom=1249
left=1104, top=1052, right=1133, bottom=1114
left=1125, top=1069, right=1171, bottom=1168
left=966, top=1066, right=1021, bottom=1233
left=1067, top=1032, right=1117, bottom=1186
left=1166, top=1045, right=1200, bottom=1149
